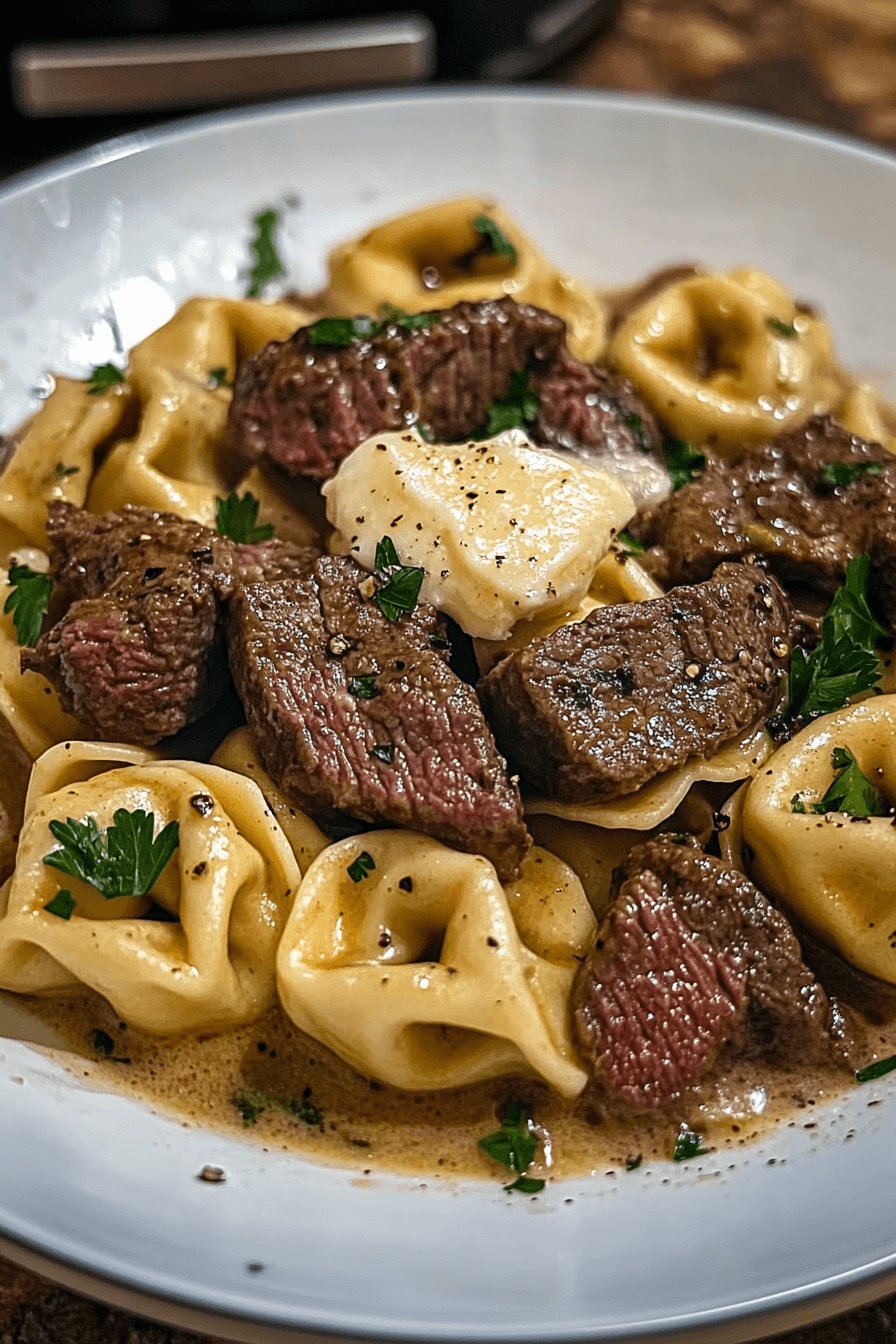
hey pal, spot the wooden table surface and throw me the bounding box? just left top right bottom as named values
left=3, top=1, right=896, bottom=1339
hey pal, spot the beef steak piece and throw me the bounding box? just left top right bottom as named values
left=227, top=554, right=530, bottom=880
left=573, top=836, right=859, bottom=1113
left=23, top=503, right=239, bottom=745
left=478, top=562, right=790, bottom=802
left=631, top=416, right=896, bottom=623
left=531, top=350, right=661, bottom=459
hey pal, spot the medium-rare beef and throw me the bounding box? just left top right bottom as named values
left=572, top=836, right=859, bottom=1113
left=228, top=297, right=565, bottom=479
left=631, top=416, right=896, bottom=623
left=23, top=503, right=239, bottom=745
left=530, top=350, right=661, bottom=459
left=478, top=562, right=790, bottom=802
left=227, top=554, right=530, bottom=880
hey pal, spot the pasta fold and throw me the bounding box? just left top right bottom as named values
left=0, top=741, right=301, bottom=1031
left=739, top=698, right=896, bottom=983
left=327, top=197, right=606, bottom=361
left=610, top=268, right=843, bottom=453
left=0, top=568, right=82, bottom=759
left=277, top=832, right=595, bottom=1096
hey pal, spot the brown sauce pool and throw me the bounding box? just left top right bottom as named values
left=20, top=986, right=892, bottom=1187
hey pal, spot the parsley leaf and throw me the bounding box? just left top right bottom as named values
left=779, top=554, right=886, bottom=725
left=348, top=674, right=379, bottom=699
left=233, top=1086, right=323, bottom=1127
left=370, top=744, right=394, bottom=764
left=373, top=535, right=424, bottom=623
left=44, top=889, right=76, bottom=919
left=377, top=304, right=439, bottom=332
left=215, top=491, right=275, bottom=544
left=246, top=208, right=286, bottom=298
left=208, top=367, right=232, bottom=389
left=664, top=439, right=706, bottom=490
left=673, top=1127, right=706, bottom=1161
left=307, top=316, right=379, bottom=347
left=856, top=1054, right=896, bottom=1084
left=347, top=850, right=376, bottom=883
left=625, top=412, right=648, bottom=450
left=818, top=461, right=884, bottom=489
left=85, top=362, right=125, bottom=395
left=625, top=1153, right=643, bottom=1171
left=480, top=368, right=539, bottom=438
left=479, top=1101, right=544, bottom=1192
left=4, top=564, right=53, bottom=646
left=792, top=745, right=888, bottom=818
left=616, top=529, right=646, bottom=555
left=55, top=462, right=80, bottom=478
left=472, top=215, right=518, bottom=264
left=43, top=808, right=180, bottom=901
left=233, top=1088, right=269, bottom=1126
left=767, top=317, right=798, bottom=338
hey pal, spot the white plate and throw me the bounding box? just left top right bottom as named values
left=1, top=89, right=896, bottom=1344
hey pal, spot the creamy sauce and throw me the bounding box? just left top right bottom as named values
left=22, top=987, right=889, bottom=1185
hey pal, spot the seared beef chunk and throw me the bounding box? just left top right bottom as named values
left=227, top=554, right=530, bottom=880
left=231, top=537, right=319, bottom=586
left=228, top=296, right=661, bottom=478
left=573, top=837, right=859, bottom=1113
left=23, top=503, right=238, bottom=745
left=478, top=562, right=790, bottom=801
left=632, top=416, right=896, bottom=623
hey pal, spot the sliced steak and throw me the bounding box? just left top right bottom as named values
left=23, top=504, right=238, bottom=745
left=227, top=554, right=530, bottom=880
left=530, top=350, right=662, bottom=459
left=632, top=416, right=896, bottom=623
left=573, top=836, right=859, bottom=1113
left=478, top=562, right=790, bottom=802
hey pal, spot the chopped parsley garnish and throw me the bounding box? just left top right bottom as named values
left=664, top=439, right=706, bottom=491
left=85, top=362, right=125, bottom=395
left=480, top=368, right=539, bottom=438
left=307, top=306, right=439, bottom=348
left=234, top=1088, right=268, bottom=1125
left=625, top=412, right=647, bottom=450
left=44, top=889, right=75, bottom=919
left=767, top=317, right=798, bottom=338
left=55, top=462, right=80, bottom=477
left=416, top=422, right=434, bottom=442
left=373, top=535, right=424, bottom=623
left=370, top=743, right=394, bottom=764
left=347, top=850, right=376, bottom=883
left=377, top=304, right=439, bottom=332
left=246, top=208, right=286, bottom=298
left=215, top=491, right=275, bottom=544
left=625, top=1153, right=643, bottom=1171
left=472, top=214, right=518, bottom=264
left=791, top=746, right=888, bottom=818
left=4, top=564, right=53, bottom=647
left=778, top=554, right=886, bottom=726
left=856, top=1054, right=896, bottom=1084
left=479, top=1101, right=545, bottom=1194
left=348, top=673, right=379, bottom=699
left=673, top=1127, right=706, bottom=1162
left=616, top=529, right=646, bottom=554
left=43, top=808, right=180, bottom=901
left=233, top=1086, right=323, bottom=1127
left=818, top=460, right=884, bottom=489
left=208, top=367, right=232, bottom=389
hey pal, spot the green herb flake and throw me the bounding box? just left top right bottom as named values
left=480, top=368, right=539, bottom=438
left=233, top=1088, right=269, bottom=1126
left=43, top=808, right=180, bottom=901
left=307, top=316, right=378, bottom=348
left=246, top=208, right=286, bottom=298
left=348, top=673, right=379, bottom=699
left=44, top=888, right=76, bottom=919
left=625, top=412, right=647, bottom=450
left=504, top=1174, right=546, bottom=1194
left=208, top=367, right=232, bottom=389
left=673, top=1127, right=706, bottom=1162
left=795, top=745, right=889, bottom=818
left=4, top=564, right=53, bottom=647
left=818, top=460, right=884, bottom=489
left=472, top=214, right=518, bottom=264
left=284, top=1094, right=324, bottom=1125
left=347, top=850, right=376, bottom=883
left=85, top=362, right=125, bottom=395
left=429, top=632, right=449, bottom=649
left=55, top=462, right=80, bottom=478
left=377, top=304, right=439, bottom=332
left=370, top=744, right=394, bottom=765
left=616, top=530, right=646, bottom=555
left=373, top=535, right=425, bottom=623
left=233, top=1086, right=323, bottom=1126
left=779, top=554, right=886, bottom=726
left=664, top=439, right=706, bottom=491
left=767, top=317, right=798, bottom=338
left=215, top=491, right=275, bottom=544
left=479, top=1100, right=540, bottom=1192
left=625, top=1153, right=643, bottom=1171
left=856, top=1054, right=896, bottom=1084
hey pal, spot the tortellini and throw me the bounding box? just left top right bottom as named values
left=836, top=378, right=896, bottom=457
left=610, top=268, right=843, bottom=453
left=277, top=831, right=596, bottom=1096
left=0, top=741, right=302, bottom=1032
left=327, top=197, right=606, bottom=361
left=0, top=568, right=82, bottom=759
left=739, top=698, right=896, bottom=984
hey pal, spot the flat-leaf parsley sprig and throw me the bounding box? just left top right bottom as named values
left=215, top=491, right=275, bottom=544
left=372, top=536, right=424, bottom=623
left=43, top=808, right=181, bottom=918
left=478, top=1101, right=545, bottom=1194
left=4, top=564, right=53, bottom=646
left=791, top=745, right=889, bottom=818
left=245, top=208, right=286, bottom=298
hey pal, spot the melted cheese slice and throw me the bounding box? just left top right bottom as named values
left=322, top=430, right=635, bottom=639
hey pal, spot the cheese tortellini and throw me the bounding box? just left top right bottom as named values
left=277, top=831, right=596, bottom=1096
left=0, top=568, right=82, bottom=759
left=610, top=268, right=843, bottom=454
left=738, top=698, right=896, bottom=984
left=0, top=741, right=302, bottom=1032
left=327, top=197, right=607, bottom=361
